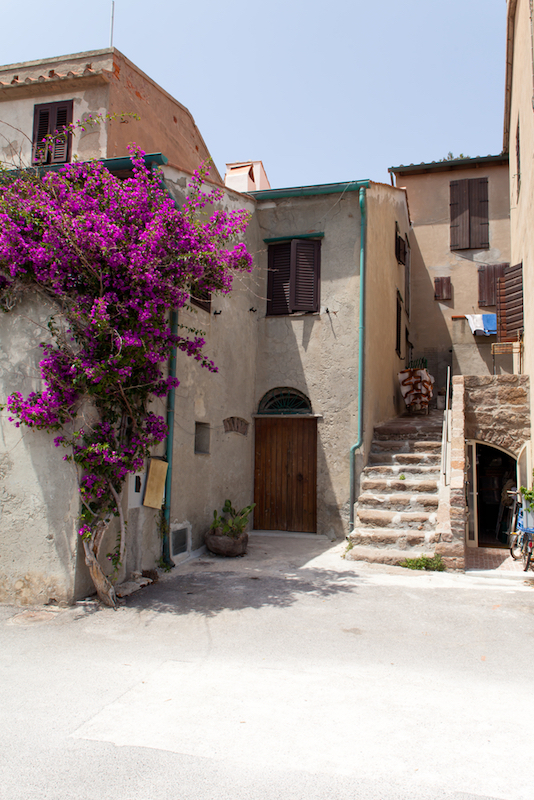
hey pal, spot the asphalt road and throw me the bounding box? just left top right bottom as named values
left=2, top=534, right=534, bottom=800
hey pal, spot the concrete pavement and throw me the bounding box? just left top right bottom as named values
left=2, top=533, right=534, bottom=800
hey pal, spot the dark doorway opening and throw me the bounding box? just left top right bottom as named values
left=476, top=444, right=517, bottom=548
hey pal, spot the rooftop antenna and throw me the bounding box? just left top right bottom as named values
left=110, top=1, right=115, bottom=48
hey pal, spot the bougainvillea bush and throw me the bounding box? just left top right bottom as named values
left=0, top=149, right=252, bottom=605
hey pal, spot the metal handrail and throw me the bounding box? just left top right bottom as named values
left=440, top=366, right=452, bottom=486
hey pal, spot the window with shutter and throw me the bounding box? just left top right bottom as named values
left=497, top=263, right=523, bottom=342
left=267, top=240, right=320, bottom=315
left=396, top=292, right=402, bottom=356
left=434, top=276, right=452, bottom=301
left=450, top=177, right=489, bottom=250
left=32, top=101, right=73, bottom=165
left=395, top=232, right=406, bottom=265
left=477, top=263, right=507, bottom=307
left=404, top=243, right=411, bottom=319
left=190, top=284, right=211, bottom=313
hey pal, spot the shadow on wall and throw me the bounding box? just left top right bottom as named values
left=409, top=234, right=453, bottom=394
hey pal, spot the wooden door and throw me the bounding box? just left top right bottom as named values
left=254, top=417, right=317, bottom=532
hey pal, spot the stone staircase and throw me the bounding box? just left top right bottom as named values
left=347, top=411, right=444, bottom=565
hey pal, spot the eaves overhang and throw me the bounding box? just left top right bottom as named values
left=4, top=152, right=168, bottom=176
left=389, top=154, right=508, bottom=179
left=0, top=48, right=116, bottom=101
left=250, top=179, right=370, bottom=201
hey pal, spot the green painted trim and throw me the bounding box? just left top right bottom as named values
left=100, top=153, right=168, bottom=170
left=263, top=232, right=324, bottom=244
left=251, top=179, right=370, bottom=201
left=389, top=154, right=508, bottom=176
left=11, top=153, right=168, bottom=176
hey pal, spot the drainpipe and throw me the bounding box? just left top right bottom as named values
left=349, top=186, right=367, bottom=532
left=148, top=155, right=176, bottom=568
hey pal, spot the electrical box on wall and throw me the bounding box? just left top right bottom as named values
left=128, top=470, right=147, bottom=509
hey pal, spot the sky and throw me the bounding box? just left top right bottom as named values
left=1, top=0, right=508, bottom=189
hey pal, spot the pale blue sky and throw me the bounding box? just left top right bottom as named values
left=2, top=0, right=507, bottom=188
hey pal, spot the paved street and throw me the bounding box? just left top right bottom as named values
left=2, top=534, right=534, bottom=800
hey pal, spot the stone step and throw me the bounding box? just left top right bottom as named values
left=355, top=508, right=436, bottom=530
left=363, top=464, right=440, bottom=480
left=371, top=440, right=442, bottom=454
left=361, top=478, right=439, bottom=494
left=368, top=452, right=441, bottom=466
left=373, top=427, right=443, bottom=441
left=357, top=493, right=439, bottom=512
left=345, top=544, right=434, bottom=565
left=348, top=527, right=437, bottom=549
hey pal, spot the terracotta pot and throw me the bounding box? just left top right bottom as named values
left=205, top=528, right=248, bottom=557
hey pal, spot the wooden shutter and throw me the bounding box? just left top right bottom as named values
left=32, top=105, right=51, bottom=164
left=190, top=284, right=211, bottom=313
left=497, top=263, right=523, bottom=342
left=290, top=239, right=320, bottom=312
left=50, top=102, right=73, bottom=163
left=32, top=101, right=72, bottom=165
left=395, top=233, right=406, bottom=265
left=450, top=179, right=469, bottom=250
left=469, top=177, right=489, bottom=249
left=478, top=263, right=507, bottom=307
left=434, top=276, right=452, bottom=301
left=267, top=243, right=291, bottom=315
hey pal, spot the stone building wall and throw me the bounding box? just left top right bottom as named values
left=446, top=374, right=530, bottom=571
left=463, top=375, right=530, bottom=455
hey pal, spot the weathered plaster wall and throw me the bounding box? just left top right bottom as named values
left=107, top=51, right=221, bottom=181
left=0, top=295, right=80, bottom=604
left=395, top=162, right=511, bottom=390
left=0, top=86, right=109, bottom=167
left=254, top=184, right=411, bottom=538
left=364, top=183, right=412, bottom=435
left=451, top=318, right=513, bottom=376
left=163, top=166, right=260, bottom=551
left=0, top=48, right=220, bottom=180
left=508, top=0, right=534, bottom=487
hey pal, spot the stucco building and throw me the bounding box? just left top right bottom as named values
left=0, top=48, right=415, bottom=604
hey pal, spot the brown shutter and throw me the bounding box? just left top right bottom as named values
left=32, top=105, right=51, bottom=164
left=478, top=263, right=507, bottom=307
left=469, top=177, right=489, bottom=249
left=395, top=233, right=406, bottom=264
left=497, top=263, right=523, bottom=342
left=290, top=240, right=320, bottom=312
left=50, top=102, right=73, bottom=163
left=267, top=243, right=291, bottom=315
left=190, top=284, right=211, bottom=313
left=434, top=276, right=452, bottom=301
left=450, top=179, right=469, bottom=250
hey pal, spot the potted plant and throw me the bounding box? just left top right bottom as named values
left=205, top=499, right=256, bottom=557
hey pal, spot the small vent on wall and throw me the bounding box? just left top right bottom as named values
left=170, top=523, right=190, bottom=561
left=223, top=416, right=249, bottom=435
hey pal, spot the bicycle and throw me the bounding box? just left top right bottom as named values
left=509, top=505, right=534, bottom=571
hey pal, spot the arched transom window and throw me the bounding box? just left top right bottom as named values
left=258, top=387, right=312, bottom=415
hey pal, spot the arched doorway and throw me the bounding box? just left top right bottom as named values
left=254, top=389, right=317, bottom=533
left=466, top=441, right=517, bottom=548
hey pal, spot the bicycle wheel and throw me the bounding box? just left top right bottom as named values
left=523, top=538, right=532, bottom=571
left=510, top=534, right=522, bottom=560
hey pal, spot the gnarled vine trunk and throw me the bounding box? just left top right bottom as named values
left=82, top=518, right=117, bottom=608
